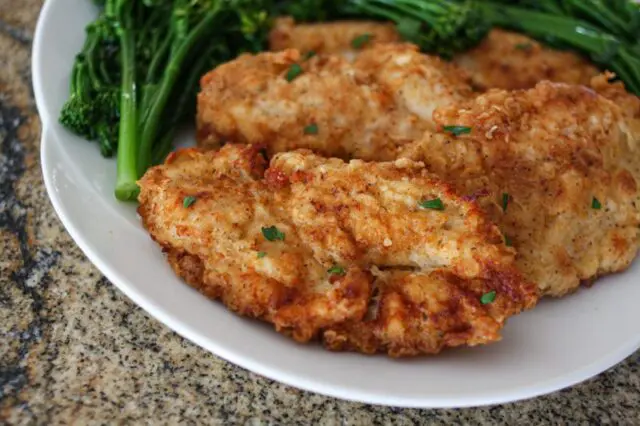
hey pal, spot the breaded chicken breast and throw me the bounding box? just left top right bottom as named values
left=452, top=29, right=599, bottom=90
left=400, top=82, right=640, bottom=297
left=138, top=144, right=537, bottom=356
left=269, top=17, right=400, bottom=60
left=197, top=45, right=472, bottom=160
left=268, top=20, right=599, bottom=91
left=590, top=73, right=640, bottom=122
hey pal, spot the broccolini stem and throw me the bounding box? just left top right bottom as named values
left=482, top=6, right=620, bottom=57
left=350, top=0, right=404, bottom=22
left=151, top=131, right=176, bottom=166
left=137, top=3, right=223, bottom=175
left=140, top=29, right=173, bottom=114
left=566, top=1, right=632, bottom=41
left=150, top=41, right=217, bottom=167
left=98, top=56, right=113, bottom=85
left=114, top=0, right=140, bottom=201
left=146, top=30, right=172, bottom=84
left=371, top=0, right=449, bottom=28
left=84, top=25, right=104, bottom=90
left=371, top=1, right=436, bottom=27
left=69, top=58, right=82, bottom=97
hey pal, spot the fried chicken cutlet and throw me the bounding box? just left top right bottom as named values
left=399, top=82, right=640, bottom=297
left=269, top=17, right=400, bottom=60
left=138, top=144, right=537, bottom=356
left=268, top=19, right=599, bottom=91
left=452, top=29, right=599, bottom=91
left=197, top=44, right=472, bottom=160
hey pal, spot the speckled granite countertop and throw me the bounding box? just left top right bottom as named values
left=1, top=2, right=640, bottom=424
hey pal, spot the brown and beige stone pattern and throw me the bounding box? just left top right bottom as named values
left=1, top=1, right=639, bottom=424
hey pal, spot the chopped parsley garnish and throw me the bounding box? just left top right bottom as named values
left=285, top=63, right=303, bottom=82
left=303, top=50, right=316, bottom=60
left=257, top=251, right=267, bottom=258
left=183, top=196, right=197, bottom=208
left=304, top=123, right=319, bottom=135
left=327, top=265, right=346, bottom=275
left=504, top=235, right=513, bottom=247
left=502, top=193, right=509, bottom=212
left=515, top=42, right=533, bottom=51
left=592, top=197, right=602, bottom=210
left=443, top=125, right=472, bottom=136
left=351, top=33, right=372, bottom=49
left=261, top=226, right=285, bottom=241
left=418, top=198, right=445, bottom=211
left=480, top=290, right=496, bottom=305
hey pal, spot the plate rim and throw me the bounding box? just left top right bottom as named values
left=32, top=0, right=640, bottom=409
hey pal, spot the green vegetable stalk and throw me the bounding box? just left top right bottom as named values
left=110, top=0, right=139, bottom=200
left=60, top=0, right=274, bottom=201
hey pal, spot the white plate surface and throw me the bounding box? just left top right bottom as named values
left=33, top=0, right=640, bottom=408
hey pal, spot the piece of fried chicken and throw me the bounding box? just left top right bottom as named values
left=399, top=81, right=640, bottom=297
left=453, top=29, right=599, bottom=91
left=269, top=16, right=400, bottom=60
left=197, top=44, right=472, bottom=160
left=138, top=144, right=537, bottom=356
left=269, top=19, right=599, bottom=91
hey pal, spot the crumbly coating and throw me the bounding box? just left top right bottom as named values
left=400, top=82, right=640, bottom=296
left=138, top=145, right=537, bottom=356
left=196, top=44, right=472, bottom=160
left=269, top=16, right=400, bottom=60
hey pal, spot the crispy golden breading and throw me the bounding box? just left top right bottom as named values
left=138, top=144, right=537, bottom=356
left=589, top=74, right=640, bottom=200
left=197, top=45, right=472, bottom=160
left=453, top=29, right=599, bottom=90
left=399, top=82, right=640, bottom=297
left=269, top=17, right=400, bottom=60
left=270, top=20, right=599, bottom=91
left=590, top=73, right=640, bottom=121
left=353, top=43, right=473, bottom=126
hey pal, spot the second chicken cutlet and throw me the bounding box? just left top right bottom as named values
left=400, top=81, right=640, bottom=297
left=269, top=16, right=400, bottom=60
left=138, top=144, right=537, bottom=356
left=452, top=29, right=599, bottom=90
left=197, top=44, right=472, bottom=160
left=268, top=19, right=599, bottom=91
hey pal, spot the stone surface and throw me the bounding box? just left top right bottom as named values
left=1, top=2, right=639, bottom=424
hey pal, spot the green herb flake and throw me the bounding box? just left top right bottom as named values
left=504, top=235, right=513, bottom=247
left=443, top=125, right=472, bottom=136
left=304, top=123, right=319, bottom=135
left=480, top=290, right=497, bottom=305
left=183, top=196, right=197, bottom=208
left=418, top=198, right=445, bottom=211
left=257, top=251, right=267, bottom=258
left=351, top=33, right=372, bottom=49
left=261, top=226, right=285, bottom=242
left=285, top=63, right=303, bottom=82
left=327, top=265, right=346, bottom=276
left=515, top=42, right=533, bottom=51
left=303, top=50, right=316, bottom=60
left=502, top=192, right=509, bottom=212
left=592, top=197, right=602, bottom=210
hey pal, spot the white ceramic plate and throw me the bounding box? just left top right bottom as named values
left=33, top=0, right=640, bottom=408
